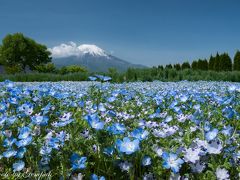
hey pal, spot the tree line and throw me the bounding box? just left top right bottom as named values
left=157, top=52, right=240, bottom=72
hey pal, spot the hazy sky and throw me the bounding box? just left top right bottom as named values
left=0, top=0, right=240, bottom=66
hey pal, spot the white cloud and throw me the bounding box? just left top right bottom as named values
left=48, top=42, right=108, bottom=58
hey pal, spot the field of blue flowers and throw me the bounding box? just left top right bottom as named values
left=0, top=79, right=239, bottom=180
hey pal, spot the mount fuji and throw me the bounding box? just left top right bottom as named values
left=49, top=42, right=146, bottom=72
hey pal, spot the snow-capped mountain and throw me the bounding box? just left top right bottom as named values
left=77, top=44, right=108, bottom=57
left=49, top=42, right=146, bottom=72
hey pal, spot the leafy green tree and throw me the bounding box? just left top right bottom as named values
left=219, top=53, right=232, bottom=71
left=0, top=33, right=51, bottom=72
left=151, top=66, right=158, bottom=77
left=174, top=63, right=181, bottom=71
left=59, top=67, right=68, bottom=75
left=208, top=55, right=215, bottom=70
left=158, top=65, right=164, bottom=70
left=214, top=52, right=220, bottom=71
left=108, top=68, right=118, bottom=81
left=65, top=65, right=87, bottom=73
left=197, top=59, right=208, bottom=70
left=191, top=61, right=198, bottom=70
left=35, top=63, right=56, bottom=73
left=165, top=64, right=173, bottom=69
left=4, top=64, right=22, bottom=74
left=181, top=62, right=190, bottom=70
left=126, top=68, right=136, bottom=81
left=203, top=59, right=209, bottom=70
left=233, top=50, right=240, bottom=71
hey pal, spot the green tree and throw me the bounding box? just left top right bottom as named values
left=4, top=64, right=22, bottom=74
left=181, top=62, right=191, bottom=70
left=197, top=59, right=208, bottom=70
left=151, top=66, right=158, bottom=77
left=233, top=50, right=240, bottom=71
left=203, top=59, right=209, bottom=70
left=65, top=65, right=87, bottom=73
left=35, top=63, right=56, bottom=73
left=0, top=33, right=51, bottom=72
left=158, top=65, right=164, bottom=70
left=191, top=61, right=198, bottom=70
left=213, top=52, right=220, bottom=71
left=126, top=68, right=136, bottom=81
left=108, top=68, right=118, bottom=81
left=59, top=67, right=67, bottom=75
left=165, top=64, right=173, bottom=69
left=208, top=55, right=215, bottom=70
left=219, top=53, right=232, bottom=71
left=174, top=63, right=181, bottom=71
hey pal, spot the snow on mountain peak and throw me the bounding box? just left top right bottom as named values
left=49, top=42, right=108, bottom=58
left=78, top=44, right=107, bottom=56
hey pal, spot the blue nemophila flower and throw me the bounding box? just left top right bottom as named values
left=15, top=136, right=32, bottom=147
left=183, top=148, right=201, bottom=163
left=162, top=152, right=184, bottom=173
left=205, top=128, right=218, bottom=141
left=8, top=97, right=18, bottom=105
left=15, top=147, right=27, bottom=159
left=31, top=114, right=49, bottom=126
left=107, top=96, right=116, bottom=102
left=47, top=137, right=61, bottom=149
left=228, top=85, right=237, bottom=92
left=190, top=161, right=206, bottom=173
left=142, top=156, right=152, bottom=166
left=52, top=112, right=74, bottom=127
left=0, top=114, right=7, bottom=126
left=52, top=120, right=74, bottom=127
left=222, top=107, right=235, bottom=119
left=203, top=121, right=211, bottom=132
left=12, top=160, right=25, bottom=172
left=107, top=123, right=126, bottom=135
left=108, top=110, right=116, bottom=117
left=78, top=100, right=84, bottom=108
left=130, top=128, right=149, bottom=141
left=56, top=131, right=69, bottom=145
left=4, top=79, right=14, bottom=88
left=98, top=103, right=106, bottom=112
left=215, top=167, right=230, bottom=180
left=221, top=126, right=233, bottom=136
left=95, top=75, right=112, bottom=82
left=206, top=140, right=223, bottom=154
left=119, top=161, right=132, bottom=172
left=88, top=76, right=97, bottom=81
left=3, top=137, right=17, bottom=147
left=86, top=114, right=105, bottom=130
left=70, top=153, right=87, bottom=170
left=18, top=103, right=33, bottom=116
left=180, top=95, right=188, bottom=102
left=90, top=174, right=105, bottom=180
left=2, top=149, right=17, bottom=158
left=59, top=112, right=72, bottom=121
left=0, top=102, right=8, bottom=113
left=6, top=116, right=17, bottom=125
left=18, top=126, right=31, bottom=139
left=40, top=146, right=52, bottom=155
left=116, top=137, right=140, bottom=155
left=165, top=116, right=173, bottom=123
